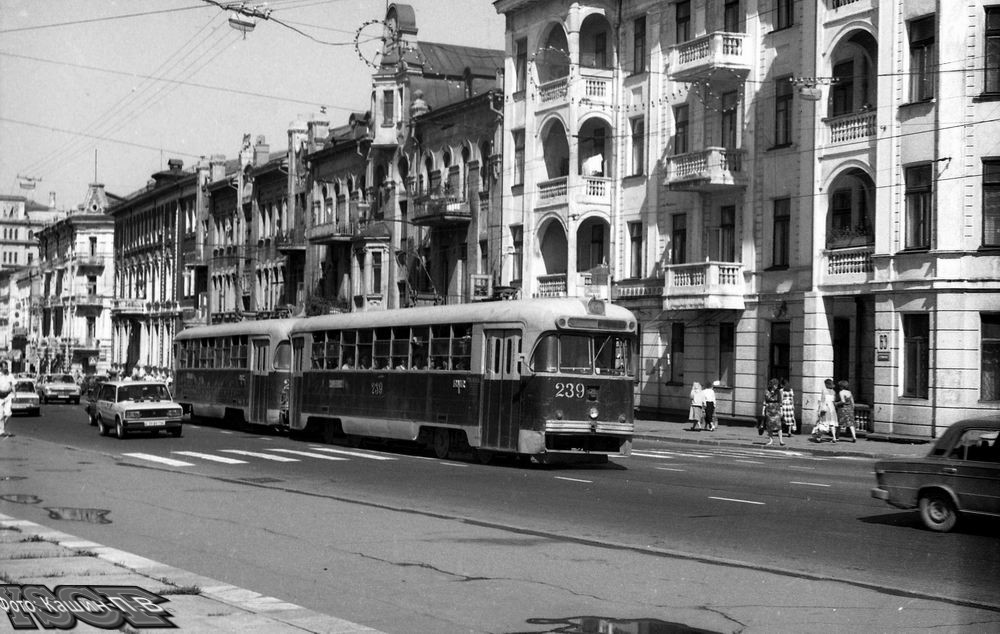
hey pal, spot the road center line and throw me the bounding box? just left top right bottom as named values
left=709, top=496, right=765, bottom=505
left=554, top=476, right=592, bottom=483
left=734, top=459, right=764, bottom=464
left=790, top=481, right=831, bottom=487
left=787, top=465, right=816, bottom=470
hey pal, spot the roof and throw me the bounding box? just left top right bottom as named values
left=415, top=42, right=504, bottom=78
left=175, top=318, right=299, bottom=341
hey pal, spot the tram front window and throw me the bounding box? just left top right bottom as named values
left=530, top=333, right=634, bottom=376
left=560, top=335, right=592, bottom=374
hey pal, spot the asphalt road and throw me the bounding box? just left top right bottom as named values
left=2, top=405, right=998, bottom=632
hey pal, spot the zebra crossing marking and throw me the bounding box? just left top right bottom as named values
left=219, top=449, right=300, bottom=462
left=305, top=446, right=397, bottom=461
left=265, top=449, right=349, bottom=461
left=172, top=451, right=247, bottom=465
left=122, top=453, right=194, bottom=467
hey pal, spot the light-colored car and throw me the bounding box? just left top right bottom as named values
left=10, top=380, right=40, bottom=416
left=871, top=418, right=1000, bottom=532
left=37, top=374, right=82, bottom=404
left=92, top=381, right=184, bottom=439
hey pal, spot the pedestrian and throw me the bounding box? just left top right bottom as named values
left=687, top=381, right=705, bottom=431
left=702, top=380, right=718, bottom=431
left=760, top=378, right=784, bottom=446
left=834, top=379, right=858, bottom=443
left=0, top=363, right=13, bottom=438
left=779, top=378, right=796, bottom=435
left=811, top=379, right=838, bottom=442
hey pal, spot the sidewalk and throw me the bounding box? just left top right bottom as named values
left=0, top=513, right=382, bottom=633
left=632, top=417, right=932, bottom=459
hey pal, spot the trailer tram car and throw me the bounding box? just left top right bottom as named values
left=288, top=298, right=637, bottom=462
left=173, top=319, right=296, bottom=430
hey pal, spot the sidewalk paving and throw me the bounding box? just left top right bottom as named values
left=0, top=514, right=383, bottom=633
left=632, top=417, right=932, bottom=459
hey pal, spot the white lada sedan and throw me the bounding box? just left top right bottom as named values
left=92, top=381, right=184, bottom=439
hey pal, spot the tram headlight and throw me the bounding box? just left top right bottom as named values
left=555, top=409, right=563, bottom=420
left=589, top=406, right=599, bottom=420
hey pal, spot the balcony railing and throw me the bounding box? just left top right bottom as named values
left=73, top=294, right=105, bottom=308
left=537, top=176, right=568, bottom=207
left=306, top=220, right=358, bottom=243
left=612, top=278, right=664, bottom=301
left=410, top=190, right=472, bottom=227
left=825, top=111, right=877, bottom=145
left=582, top=177, right=611, bottom=205
left=819, top=245, right=875, bottom=287
left=74, top=254, right=107, bottom=269
left=111, top=298, right=147, bottom=315
left=665, top=148, right=747, bottom=191
left=533, top=272, right=597, bottom=298
left=538, top=77, right=569, bottom=104
left=275, top=229, right=306, bottom=252
left=664, top=261, right=745, bottom=310
left=825, top=0, right=875, bottom=22
left=668, top=32, right=751, bottom=83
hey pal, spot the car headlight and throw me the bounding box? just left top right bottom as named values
left=169, top=408, right=182, bottom=417
left=124, top=410, right=142, bottom=419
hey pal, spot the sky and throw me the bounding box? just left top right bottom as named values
left=0, top=0, right=506, bottom=210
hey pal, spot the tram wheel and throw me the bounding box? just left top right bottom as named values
left=432, top=428, right=451, bottom=459
left=474, top=449, right=494, bottom=465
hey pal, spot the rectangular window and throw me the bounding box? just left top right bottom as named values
left=721, top=91, right=738, bottom=148
left=513, top=130, right=525, bottom=186
left=903, top=314, right=930, bottom=398
left=772, top=197, right=790, bottom=267
left=676, top=1, right=691, bottom=42
left=631, top=117, right=645, bottom=175
left=589, top=224, right=605, bottom=267
left=671, top=214, right=687, bottom=265
left=515, top=38, right=527, bottom=93
left=774, top=76, right=793, bottom=146
left=629, top=222, right=643, bottom=278
left=831, top=60, right=854, bottom=117
left=982, top=314, right=1000, bottom=401
left=716, top=205, right=736, bottom=262
left=719, top=323, right=735, bottom=386
left=724, top=0, right=742, bottom=33
left=674, top=105, right=689, bottom=155
left=988, top=8, right=1000, bottom=94
left=670, top=322, right=685, bottom=384
left=905, top=164, right=933, bottom=249
left=831, top=189, right=853, bottom=231
left=769, top=322, right=790, bottom=383
left=776, top=0, right=793, bottom=30
left=983, top=160, right=1000, bottom=247
left=511, top=225, right=523, bottom=283
left=382, top=89, right=394, bottom=125
left=633, top=16, right=647, bottom=73
left=909, top=16, right=935, bottom=102
left=371, top=251, right=382, bottom=294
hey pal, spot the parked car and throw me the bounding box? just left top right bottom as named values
left=871, top=418, right=1000, bottom=532
left=91, top=380, right=183, bottom=438
left=37, top=374, right=82, bottom=404
left=10, top=380, right=40, bottom=416
left=81, top=374, right=110, bottom=418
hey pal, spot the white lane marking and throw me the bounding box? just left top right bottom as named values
left=655, top=467, right=686, bottom=472
left=554, top=476, right=592, bottom=483
left=122, top=453, right=194, bottom=467
left=306, top=446, right=397, bottom=461
left=219, top=430, right=233, bottom=434
left=790, top=481, right=831, bottom=488
left=734, top=459, right=764, bottom=465
left=631, top=451, right=675, bottom=459
left=219, top=450, right=300, bottom=462
left=172, top=451, right=247, bottom=464
left=265, top=449, right=348, bottom=461
left=709, top=496, right=765, bottom=505
left=438, top=462, right=468, bottom=467
left=787, top=465, right=816, bottom=470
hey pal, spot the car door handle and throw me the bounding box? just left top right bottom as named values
left=941, top=467, right=958, bottom=474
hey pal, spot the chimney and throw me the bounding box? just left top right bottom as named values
left=167, top=158, right=184, bottom=171
left=210, top=154, right=227, bottom=182
left=48, top=192, right=56, bottom=208
left=308, top=118, right=330, bottom=150
left=253, top=136, right=269, bottom=166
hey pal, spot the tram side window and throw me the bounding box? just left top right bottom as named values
left=374, top=328, right=391, bottom=369
left=531, top=334, right=559, bottom=373
left=341, top=331, right=356, bottom=369
left=410, top=327, right=429, bottom=369
left=235, top=336, right=249, bottom=369
left=325, top=332, right=339, bottom=369
left=358, top=330, right=374, bottom=369
left=202, top=340, right=215, bottom=369
left=453, top=324, right=471, bottom=371
left=391, top=326, right=409, bottom=369
left=430, top=324, right=451, bottom=369
left=311, top=332, right=326, bottom=369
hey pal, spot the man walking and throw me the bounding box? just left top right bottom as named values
left=0, top=363, right=13, bottom=437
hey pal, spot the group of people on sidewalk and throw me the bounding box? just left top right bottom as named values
left=686, top=376, right=860, bottom=447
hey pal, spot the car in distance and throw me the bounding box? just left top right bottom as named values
left=92, top=381, right=184, bottom=439
left=10, top=380, right=40, bottom=416
left=82, top=374, right=111, bottom=420
left=871, top=418, right=1000, bottom=532
left=37, top=374, right=82, bottom=404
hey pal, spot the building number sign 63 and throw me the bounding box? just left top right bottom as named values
left=554, top=382, right=586, bottom=399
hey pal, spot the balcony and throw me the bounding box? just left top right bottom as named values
left=537, top=77, right=569, bottom=108
left=111, top=298, right=147, bottom=316
left=824, top=111, right=877, bottom=146
left=665, top=148, right=747, bottom=192
left=824, top=0, right=876, bottom=24
left=664, top=262, right=746, bottom=311
left=668, top=32, right=751, bottom=84
left=410, top=194, right=472, bottom=227
left=306, top=220, right=357, bottom=244
left=580, top=177, right=612, bottom=207
left=533, top=272, right=598, bottom=298
left=73, top=294, right=105, bottom=310
left=819, top=245, right=875, bottom=288
left=275, top=229, right=306, bottom=252
left=578, top=68, right=613, bottom=108
left=74, top=254, right=106, bottom=270
left=537, top=177, right=568, bottom=209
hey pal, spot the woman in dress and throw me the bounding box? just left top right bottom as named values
left=779, top=378, right=796, bottom=435
left=834, top=380, right=857, bottom=443
left=688, top=381, right=705, bottom=431
left=761, top=378, right=784, bottom=446
left=811, top=378, right=838, bottom=442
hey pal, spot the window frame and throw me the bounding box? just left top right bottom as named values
left=628, top=221, right=643, bottom=279
left=676, top=0, right=691, bottom=43
left=982, top=313, right=1000, bottom=401
left=515, top=38, right=528, bottom=93
left=908, top=15, right=936, bottom=103
left=987, top=8, right=1000, bottom=95
left=630, top=117, right=645, bottom=176
left=673, top=105, right=689, bottom=155
left=772, top=197, right=790, bottom=268
left=904, top=164, right=933, bottom=250
left=512, top=129, right=525, bottom=186
left=983, top=159, right=1000, bottom=247
left=903, top=313, right=930, bottom=399
left=633, top=15, right=647, bottom=74
left=774, top=76, right=793, bottom=147
left=775, top=0, right=793, bottom=31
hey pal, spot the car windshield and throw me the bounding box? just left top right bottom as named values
left=15, top=381, right=34, bottom=392
left=54, top=375, right=76, bottom=384
left=117, top=384, right=171, bottom=402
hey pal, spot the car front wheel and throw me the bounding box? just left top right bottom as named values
left=115, top=418, right=126, bottom=440
left=97, top=416, right=107, bottom=436
left=919, top=491, right=958, bottom=532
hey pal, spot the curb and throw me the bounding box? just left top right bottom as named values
left=633, top=432, right=925, bottom=460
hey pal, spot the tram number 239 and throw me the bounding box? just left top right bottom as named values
left=371, top=381, right=384, bottom=396
left=554, top=382, right=586, bottom=399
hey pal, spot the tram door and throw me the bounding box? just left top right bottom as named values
left=482, top=329, right=522, bottom=451
left=249, top=338, right=269, bottom=424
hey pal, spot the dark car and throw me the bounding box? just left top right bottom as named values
left=871, top=418, right=1000, bottom=532
left=82, top=374, right=110, bottom=419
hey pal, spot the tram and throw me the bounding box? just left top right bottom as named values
left=172, top=319, right=296, bottom=429
left=287, top=298, right=637, bottom=461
